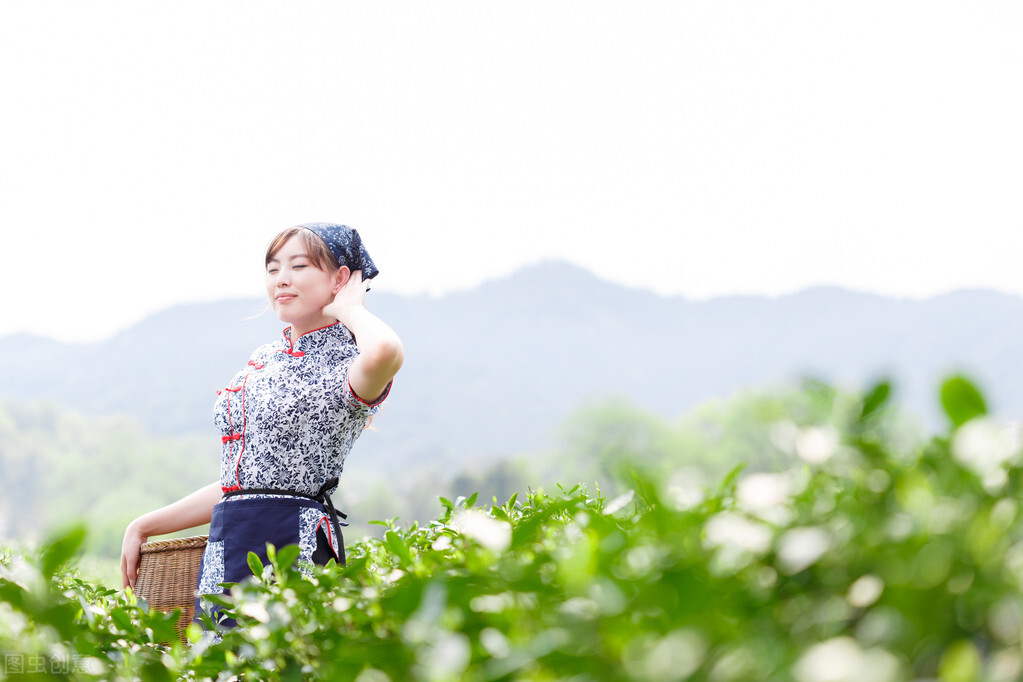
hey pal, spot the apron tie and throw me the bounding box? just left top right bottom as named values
left=312, top=477, right=347, bottom=558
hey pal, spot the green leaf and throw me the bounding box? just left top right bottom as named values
left=437, top=498, right=455, bottom=523
left=204, top=592, right=235, bottom=607
left=860, top=380, right=891, bottom=420
left=718, top=463, right=746, bottom=497
left=147, top=609, right=182, bottom=644
left=939, top=639, right=981, bottom=682
left=466, top=492, right=479, bottom=508
left=40, top=525, right=86, bottom=577
left=141, top=659, right=175, bottom=682
left=247, top=551, right=265, bottom=578
left=110, top=605, right=135, bottom=632
left=282, top=660, right=306, bottom=682
left=941, top=375, right=987, bottom=427
left=186, top=621, right=204, bottom=644
left=384, top=530, right=414, bottom=568
left=275, top=544, right=301, bottom=572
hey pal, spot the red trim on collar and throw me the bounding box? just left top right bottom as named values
left=280, top=322, right=343, bottom=356
left=297, top=322, right=342, bottom=336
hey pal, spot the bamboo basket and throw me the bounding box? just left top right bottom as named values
left=134, top=535, right=208, bottom=643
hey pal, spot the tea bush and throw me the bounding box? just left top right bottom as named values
left=4, top=376, right=1023, bottom=681
left=0, top=527, right=185, bottom=680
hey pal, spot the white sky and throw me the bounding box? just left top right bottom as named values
left=2, top=1, right=1021, bottom=343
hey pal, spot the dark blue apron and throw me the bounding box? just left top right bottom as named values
left=193, top=479, right=347, bottom=629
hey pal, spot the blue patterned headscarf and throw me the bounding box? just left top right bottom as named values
left=298, top=222, right=379, bottom=282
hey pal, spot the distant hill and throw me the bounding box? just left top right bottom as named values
left=3, top=261, right=1022, bottom=476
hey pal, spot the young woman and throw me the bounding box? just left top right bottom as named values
left=119, top=223, right=404, bottom=626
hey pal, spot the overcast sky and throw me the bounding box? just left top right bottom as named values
left=2, top=1, right=1021, bottom=343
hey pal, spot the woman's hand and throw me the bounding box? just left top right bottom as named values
left=120, top=521, right=148, bottom=590
left=117, top=481, right=222, bottom=590
left=323, top=268, right=404, bottom=403
left=322, top=269, right=368, bottom=321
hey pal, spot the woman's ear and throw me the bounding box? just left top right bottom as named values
left=333, top=266, right=352, bottom=294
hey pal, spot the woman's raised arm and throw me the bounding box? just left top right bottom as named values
left=324, top=270, right=404, bottom=403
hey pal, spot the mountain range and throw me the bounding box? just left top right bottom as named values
left=3, top=261, right=1022, bottom=477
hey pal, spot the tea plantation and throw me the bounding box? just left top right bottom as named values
left=3, top=377, right=1023, bottom=681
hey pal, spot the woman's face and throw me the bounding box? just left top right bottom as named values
left=265, top=235, right=341, bottom=334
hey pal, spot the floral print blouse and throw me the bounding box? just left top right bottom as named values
left=213, top=322, right=388, bottom=497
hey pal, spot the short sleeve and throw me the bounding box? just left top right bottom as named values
left=326, top=356, right=391, bottom=416
left=344, top=378, right=393, bottom=410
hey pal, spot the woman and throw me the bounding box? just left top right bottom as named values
left=119, top=222, right=403, bottom=627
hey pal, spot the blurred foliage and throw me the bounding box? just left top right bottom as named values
left=352, top=379, right=925, bottom=537
left=553, top=378, right=923, bottom=489
left=5, top=377, right=1023, bottom=680
left=0, top=525, right=185, bottom=681
left=0, top=380, right=921, bottom=563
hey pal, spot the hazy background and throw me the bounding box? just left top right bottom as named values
left=3, top=2, right=1023, bottom=575
left=2, top=1, right=1022, bottom=343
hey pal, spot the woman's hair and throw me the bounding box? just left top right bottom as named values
left=265, top=227, right=341, bottom=271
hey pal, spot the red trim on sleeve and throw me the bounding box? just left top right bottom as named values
left=349, top=378, right=393, bottom=407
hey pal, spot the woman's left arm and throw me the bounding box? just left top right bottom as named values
left=324, top=270, right=405, bottom=403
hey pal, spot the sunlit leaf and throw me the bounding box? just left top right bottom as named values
left=247, top=552, right=264, bottom=579
left=860, top=380, right=892, bottom=420
left=385, top=530, right=414, bottom=568
left=275, top=544, right=301, bottom=572
left=40, top=525, right=86, bottom=577
left=11, top=379, right=1023, bottom=681
left=941, top=375, right=987, bottom=427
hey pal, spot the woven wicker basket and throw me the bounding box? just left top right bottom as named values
left=134, top=535, right=208, bottom=643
